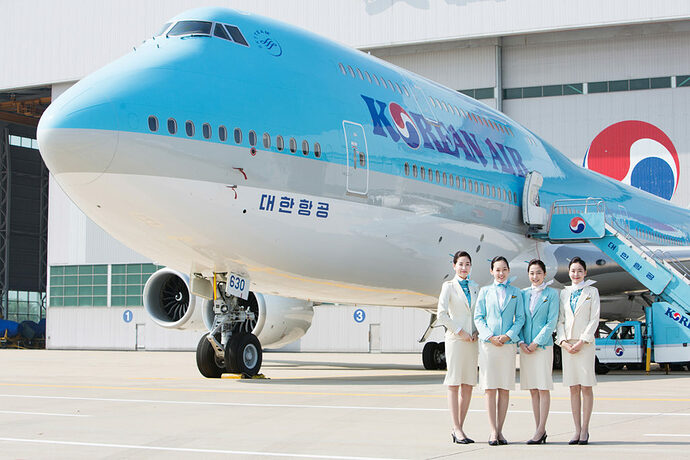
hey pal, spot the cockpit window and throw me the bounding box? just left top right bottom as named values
left=225, top=25, right=249, bottom=46
left=214, top=23, right=231, bottom=41
left=167, top=21, right=212, bottom=37
left=156, top=22, right=172, bottom=36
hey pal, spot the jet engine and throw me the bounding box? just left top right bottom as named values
left=143, top=268, right=314, bottom=348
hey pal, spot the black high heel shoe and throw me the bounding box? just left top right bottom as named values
left=488, top=439, right=499, bottom=446
left=568, top=436, right=580, bottom=445
left=451, top=431, right=472, bottom=444
left=578, top=433, right=589, bottom=445
left=526, top=432, right=547, bottom=444
left=497, top=438, right=508, bottom=445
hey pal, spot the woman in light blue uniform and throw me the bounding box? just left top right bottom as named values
left=518, top=259, right=559, bottom=445
left=474, top=256, right=525, bottom=446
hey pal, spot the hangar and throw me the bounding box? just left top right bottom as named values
left=1, top=0, right=689, bottom=352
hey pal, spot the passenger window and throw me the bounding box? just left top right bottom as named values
left=420, top=167, right=425, bottom=180
left=148, top=116, right=158, bottom=132
left=372, top=74, right=380, bottom=86
left=456, top=176, right=460, bottom=188
left=347, top=65, right=355, bottom=78
left=339, top=63, right=346, bottom=75
left=468, top=180, right=473, bottom=192
left=314, top=142, right=321, bottom=158
left=491, top=186, right=496, bottom=198
left=218, top=125, right=227, bottom=142
left=428, top=171, right=433, bottom=182
left=388, top=80, right=395, bottom=91
left=185, top=120, right=195, bottom=137
left=443, top=172, right=447, bottom=185
left=289, top=137, right=297, bottom=153
left=202, top=123, right=211, bottom=139
left=233, top=128, right=242, bottom=144
left=412, top=164, right=418, bottom=178
left=167, top=118, right=176, bottom=134
left=263, top=133, right=271, bottom=149
left=436, top=170, right=440, bottom=183
left=402, top=85, right=410, bottom=97
left=462, top=177, right=466, bottom=190
left=168, top=21, right=212, bottom=36
left=356, top=68, right=364, bottom=80
left=395, top=82, right=402, bottom=94
left=364, top=71, right=372, bottom=83
left=502, top=189, right=506, bottom=201
left=480, top=183, right=485, bottom=195
left=359, top=152, right=365, bottom=166
left=404, top=162, right=410, bottom=176
left=225, top=25, right=248, bottom=46
left=248, top=130, right=257, bottom=146
left=507, top=190, right=512, bottom=202
left=380, top=79, right=387, bottom=89
left=214, top=23, right=231, bottom=40
left=276, top=135, right=284, bottom=151
left=302, top=140, right=309, bottom=155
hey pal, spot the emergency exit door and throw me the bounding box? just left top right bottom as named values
left=343, top=121, right=369, bottom=195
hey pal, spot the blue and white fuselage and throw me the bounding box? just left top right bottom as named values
left=38, top=7, right=690, bottom=311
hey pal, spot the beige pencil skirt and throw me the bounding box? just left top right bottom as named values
left=443, top=336, right=478, bottom=386
left=519, top=346, right=554, bottom=390
left=561, top=340, right=597, bottom=387
left=478, top=341, right=516, bottom=390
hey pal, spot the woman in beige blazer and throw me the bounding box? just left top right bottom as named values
left=556, top=257, right=600, bottom=445
left=437, top=250, right=479, bottom=444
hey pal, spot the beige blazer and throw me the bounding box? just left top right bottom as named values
left=437, top=276, right=479, bottom=340
left=556, top=285, right=600, bottom=344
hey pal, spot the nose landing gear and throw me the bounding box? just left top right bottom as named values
left=195, top=275, right=262, bottom=378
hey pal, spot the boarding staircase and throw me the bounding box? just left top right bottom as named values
left=529, top=197, right=690, bottom=316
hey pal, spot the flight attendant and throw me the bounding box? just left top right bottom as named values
left=436, top=251, right=479, bottom=444
left=518, top=259, right=559, bottom=445
left=474, top=256, right=525, bottom=446
left=556, top=257, right=600, bottom=445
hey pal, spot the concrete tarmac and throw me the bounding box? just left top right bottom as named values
left=0, top=350, right=689, bottom=459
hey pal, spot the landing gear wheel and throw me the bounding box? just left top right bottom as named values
left=594, top=356, right=609, bottom=375
left=196, top=334, right=224, bottom=378
left=552, top=345, right=562, bottom=370
left=422, top=341, right=439, bottom=370
left=436, top=342, right=446, bottom=370
left=227, top=333, right=263, bottom=377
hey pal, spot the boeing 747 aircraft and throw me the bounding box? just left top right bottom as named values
left=37, top=7, right=690, bottom=376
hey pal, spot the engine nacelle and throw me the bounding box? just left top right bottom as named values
left=144, top=269, right=314, bottom=348
left=143, top=268, right=210, bottom=330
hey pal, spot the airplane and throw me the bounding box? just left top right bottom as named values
left=37, top=7, right=690, bottom=377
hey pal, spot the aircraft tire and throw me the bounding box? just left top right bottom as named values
left=228, top=333, right=263, bottom=377
left=196, top=334, right=224, bottom=378
left=437, top=342, right=447, bottom=370
left=594, top=357, right=610, bottom=375
left=422, top=341, right=438, bottom=370
left=552, top=345, right=562, bottom=370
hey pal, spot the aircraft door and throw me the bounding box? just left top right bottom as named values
left=522, top=171, right=548, bottom=228
left=343, top=121, right=369, bottom=195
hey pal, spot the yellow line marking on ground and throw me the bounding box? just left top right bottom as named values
left=1, top=382, right=690, bottom=402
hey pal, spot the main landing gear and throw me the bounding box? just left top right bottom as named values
left=195, top=277, right=262, bottom=378
left=422, top=341, right=446, bottom=370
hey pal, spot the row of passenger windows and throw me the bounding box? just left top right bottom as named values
left=403, top=162, right=519, bottom=205
left=635, top=227, right=684, bottom=246
left=338, top=62, right=516, bottom=140
left=157, top=20, right=249, bottom=46
left=147, top=116, right=322, bottom=158
left=338, top=62, right=410, bottom=97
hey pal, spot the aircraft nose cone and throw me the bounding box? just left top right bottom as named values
left=37, top=87, right=119, bottom=184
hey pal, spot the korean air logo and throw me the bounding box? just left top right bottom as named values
left=584, top=121, right=679, bottom=200
left=615, top=346, right=624, bottom=357
left=664, top=306, right=690, bottom=330
left=673, top=311, right=681, bottom=321
left=569, top=217, right=586, bottom=234
left=388, top=102, right=421, bottom=149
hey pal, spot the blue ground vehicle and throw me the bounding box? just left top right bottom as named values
left=595, top=302, right=690, bottom=372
